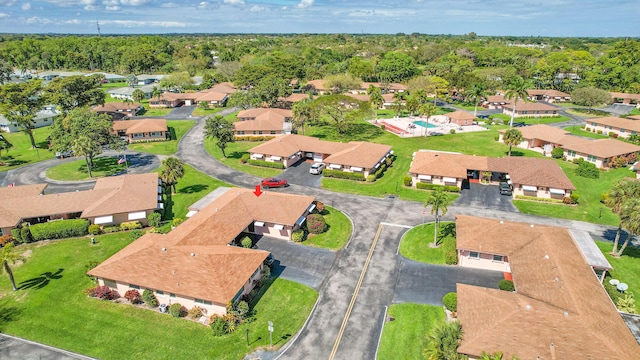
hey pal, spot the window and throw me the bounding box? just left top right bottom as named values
left=568, top=150, right=576, bottom=156
left=270, top=131, right=276, bottom=134
left=156, top=290, right=164, bottom=295
left=493, top=255, right=504, bottom=262
left=237, top=131, right=244, bottom=135
left=258, top=131, right=263, bottom=135
left=133, top=133, right=144, bottom=138
left=129, top=284, right=140, bottom=289
left=587, top=155, right=597, bottom=163
left=521, top=111, right=527, bottom=115
left=195, top=298, right=212, bottom=305
left=621, top=129, right=625, bottom=133
left=170, top=293, right=176, bottom=298
left=469, top=251, right=480, bottom=259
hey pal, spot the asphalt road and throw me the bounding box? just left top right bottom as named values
left=281, top=161, right=322, bottom=188
left=0, top=334, right=94, bottom=360
left=455, top=182, right=517, bottom=212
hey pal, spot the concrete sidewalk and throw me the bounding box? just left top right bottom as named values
left=0, top=334, right=95, bottom=360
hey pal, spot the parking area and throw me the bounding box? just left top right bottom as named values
left=280, top=160, right=323, bottom=188
left=455, top=182, right=517, bottom=212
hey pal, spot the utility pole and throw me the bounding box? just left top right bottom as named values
left=96, top=21, right=101, bottom=36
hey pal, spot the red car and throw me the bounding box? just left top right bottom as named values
left=261, top=177, right=288, bottom=188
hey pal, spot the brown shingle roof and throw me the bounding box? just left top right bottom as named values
left=562, top=138, right=640, bottom=159
left=589, top=117, right=640, bottom=133
left=527, top=89, right=571, bottom=98
left=92, top=102, right=142, bottom=113
left=445, top=110, right=476, bottom=121
left=456, top=216, right=640, bottom=359
left=485, top=95, right=510, bottom=104
left=306, top=79, right=326, bottom=91
left=323, top=142, right=392, bottom=168
left=235, top=108, right=292, bottom=133
left=504, top=102, right=558, bottom=112
left=112, top=119, right=167, bottom=135
left=611, top=92, right=640, bottom=101
left=281, top=93, right=312, bottom=102
left=409, top=151, right=488, bottom=178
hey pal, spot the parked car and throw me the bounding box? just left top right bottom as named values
left=264, top=254, right=275, bottom=268
left=55, top=150, right=74, bottom=159
left=261, top=177, right=288, bottom=188
left=309, top=163, right=326, bottom=175
left=499, top=182, right=512, bottom=196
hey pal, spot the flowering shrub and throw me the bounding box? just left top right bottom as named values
left=124, top=289, right=142, bottom=304
left=306, top=214, right=327, bottom=234
left=188, top=306, right=204, bottom=319
left=94, top=285, right=120, bottom=300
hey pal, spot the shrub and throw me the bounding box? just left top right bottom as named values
left=442, top=236, right=458, bottom=265
left=83, top=286, right=97, bottom=297
left=449, top=129, right=456, bottom=134
left=240, top=236, right=253, bottom=248
left=247, top=159, right=285, bottom=169
left=416, top=183, right=460, bottom=192
left=314, top=201, right=325, bottom=214
left=120, top=221, right=142, bottom=231
left=11, top=228, right=22, bottom=243
left=442, top=292, right=457, bottom=312
left=600, top=193, right=608, bottom=203
left=366, top=174, right=376, bottom=182
left=88, top=224, right=101, bottom=235
left=380, top=124, right=385, bottom=130
left=30, top=219, right=88, bottom=241
left=124, top=289, right=142, bottom=304
left=616, top=293, right=636, bottom=314
left=585, top=127, right=590, bottom=132
left=575, top=160, right=599, bottom=179
left=102, top=225, right=120, bottom=233
left=188, top=306, right=204, bottom=319
left=597, top=130, right=603, bottom=134
left=322, top=169, right=365, bottom=181
left=609, top=132, right=616, bottom=137
left=604, top=282, right=622, bottom=304
left=515, top=195, right=564, bottom=204
left=234, top=301, right=250, bottom=320
left=21, top=226, right=34, bottom=243
left=233, top=135, right=276, bottom=142
left=210, top=316, right=229, bottom=336
left=403, top=175, right=413, bottom=187
left=0, top=234, right=14, bottom=247
left=95, top=285, right=120, bottom=300
left=498, top=279, right=515, bottom=292
left=240, top=153, right=250, bottom=163
left=291, top=229, right=304, bottom=242
left=570, top=192, right=579, bottom=204
left=306, top=214, right=327, bottom=234
left=148, top=212, right=162, bottom=228
left=172, top=218, right=184, bottom=227
left=551, top=147, right=564, bottom=159
left=142, top=289, right=159, bottom=307
left=169, top=303, right=187, bottom=318
left=129, top=230, right=144, bottom=241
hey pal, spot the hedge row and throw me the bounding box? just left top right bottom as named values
left=29, top=219, right=90, bottom=241
left=442, top=235, right=457, bottom=265
left=322, top=169, right=365, bottom=181
left=234, top=135, right=276, bottom=142
left=514, top=195, right=564, bottom=204
left=248, top=159, right=285, bottom=169
left=416, top=182, right=460, bottom=192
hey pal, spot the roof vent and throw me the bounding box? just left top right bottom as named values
left=499, top=220, right=504, bottom=224
left=190, top=253, right=195, bottom=257
left=555, top=277, right=559, bottom=282
left=530, top=224, right=534, bottom=228
left=525, top=304, right=531, bottom=310
left=544, top=255, right=549, bottom=259
left=162, top=248, right=166, bottom=252
left=215, top=208, right=219, bottom=211
left=563, top=311, right=569, bottom=317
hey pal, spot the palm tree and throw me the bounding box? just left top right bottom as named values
left=425, top=187, right=452, bottom=247
left=606, top=180, right=640, bottom=255
left=292, top=97, right=313, bottom=135
left=504, top=77, right=529, bottom=128
left=423, top=320, right=466, bottom=360
left=160, top=157, right=184, bottom=195
left=366, top=85, right=383, bottom=119
left=502, top=128, right=523, bottom=156
left=615, top=197, right=640, bottom=257
left=1, top=242, right=24, bottom=291
left=420, top=103, right=437, bottom=137
left=467, top=83, right=487, bottom=117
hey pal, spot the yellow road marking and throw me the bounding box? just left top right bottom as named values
left=328, top=223, right=384, bottom=360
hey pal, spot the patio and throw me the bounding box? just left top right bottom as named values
left=371, top=116, right=488, bottom=138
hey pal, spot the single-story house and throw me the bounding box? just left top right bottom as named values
left=498, top=124, right=585, bottom=155
left=149, top=92, right=184, bottom=108
left=454, top=215, right=638, bottom=360
left=112, top=119, right=168, bottom=143
left=503, top=102, right=559, bottom=118
left=356, top=82, right=407, bottom=94
left=136, top=74, right=165, bottom=85
left=278, top=93, right=313, bottom=108
left=343, top=93, right=397, bottom=109
left=149, top=84, right=235, bottom=108
left=408, top=150, right=575, bottom=199
left=483, top=95, right=510, bottom=109
left=249, top=134, right=393, bottom=178
left=562, top=139, right=640, bottom=169
left=87, top=72, right=125, bottom=83
left=305, top=79, right=327, bottom=94
left=87, top=188, right=315, bottom=317
left=234, top=108, right=293, bottom=137
left=444, top=110, right=476, bottom=126
left=0, top=173, right=162, bottom=235
left=92, top=102, right=143, bottom=120
left=0, top=109, right=61, bottom=133
left=586, top=117, right=640, bottom=138
left=526, top=89, right=571, bottom=103
left=610, top=92, right=640, bottom=108
left=108, top=84, right=156, bottom=101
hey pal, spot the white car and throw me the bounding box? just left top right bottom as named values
left=309, top=163, right=326, bottom=175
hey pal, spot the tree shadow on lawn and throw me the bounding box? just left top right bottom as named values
left=18, top=268, right=64, bottom=290
left=439, top=223, right=456, bottom=238
left=0, top=155, right=28, bottom=167
left=0, top=304, right=23, bottom=331
left=225, top=150, right=246, bottom=160
left=178, top=184, right=209, bottom=194
left=168, top=127, right=177, bottom=141
left=505, top=150, right=525, bottom=157
left=77, top=157, right=126, bottom=176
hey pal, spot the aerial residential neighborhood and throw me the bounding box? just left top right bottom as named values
left=1, top=6, right=640, bottom=359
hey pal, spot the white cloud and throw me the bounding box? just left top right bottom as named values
left=197, top=1, right=208, bottom=9
left=297, top=0, right=313, bottom=9
left=84, top=4, right=99, bottom=10
left=21, top=2, right=31, bottom=10
left=105, top=5, right=120, bottom=10
left=100, top=19, right=187, bottom=27
left=0, top=0, right=16, bottom=5
left=102, top=0, right=118, bottom=5
left=41, top=0, right=97, bottom=6
left=119, top=0, right=152, bottom=5
left=250, top=5, right=264, bottom=12
left=160, top=2, right=178, bottom=7
left=224, top=0, right=244, bottom=5
left=0, top=12, right=9, bottom=17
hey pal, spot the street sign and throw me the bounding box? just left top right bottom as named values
left=268, top=321, right=274, bottom=346
left=268, top=326, right=273, bottom=332
left=422, top=210, right=426, bottom=215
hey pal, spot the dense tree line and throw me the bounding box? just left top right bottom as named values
left=1, top=34, right=639, bottom=93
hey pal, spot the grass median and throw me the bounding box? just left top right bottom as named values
left=301, top=206, right=352, bottom=250
left=0, top=127, right=55, bottom=171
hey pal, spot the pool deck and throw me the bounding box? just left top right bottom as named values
left=370, top=116, right=488, bottom=137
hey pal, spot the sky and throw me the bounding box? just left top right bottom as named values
left=0, top=0, right=638, bottom=36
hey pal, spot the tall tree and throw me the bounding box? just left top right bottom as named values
left=132, top=89, right=145, bottom=103
left=160, top=157, right=184, bottom=195
left=423, top=320, right=466, bottom=360
left=0, top=58, right=12, bottom=85
left=204, top=115, right=235, bottom=158
left=504, top=77, right=529, bottom=128
left=616, top=197, right=640, bottom=257
left=427, top=76, right=450, bottom=106
left=503, top=128, right=523, bottom=156
left=405, top=95, right=421, bottom=117
left=571, top=87, right=612, bottom=112
left=0, top=80, right=45, bottom=148
left=419, top=103, right=437, bottom=136
left=377, top=52, right=418, bottom=83
left=152, top=86, right=162, bottom=102
left=313, top=94, right=369, bottom=134
left=1, top=242, right=24, bottom=291
left=252, top=74, right=291, bottom=107
left=292, top=97, right=314, bottom=135
left=226, top=91, right=254, bottom=110
left=0, top=130, right=13, bottom=160
left=325, top=73, right=361, bottom=94
left=425, top=187, right=452, bottom=247
left=605, top=180, right=640, bottom=256
left=126, top=74, right=138, bottom=88
left=44, top=75, right=105, bottom=113
left=467, top=83, right=488, bottom=117
left=366, top=85, right=383, bottom=119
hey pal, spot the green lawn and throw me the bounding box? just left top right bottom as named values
left=563, top=126, right=609, bottom=139
left=567, top=108, right=612, bottom=117
left=0, top=234, right=317, bottom=360
left=192, top=107, right=224, bottom=117
left=597, top=240, right=640, bottom=301
left=46, top=157, right=129, bottom=181
left=302, top=206, right=352, bottom=250
left=204, top=140, right=282, bottom=178
left=377, top=303, right=446, bottom=360
left=127, top=120, right=195, bottom=155
left=100, top=82, right=127, bottom=90
left=0, top=127, right=55, bottom=170
left=491, top=113, right=572, bottom=125
left=399, top=223, right=450, bottom=265
left=138, top=100, right=172, bottom=117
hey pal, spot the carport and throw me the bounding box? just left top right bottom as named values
left=455, top=182, right=517, bottom=212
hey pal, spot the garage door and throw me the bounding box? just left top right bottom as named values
left=313, top=154, right=323, bottom=162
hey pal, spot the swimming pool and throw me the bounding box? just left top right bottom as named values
left=413, top=120, right=436, bottom=128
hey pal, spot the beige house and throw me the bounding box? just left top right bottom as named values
left=455, top=216, right=638, bottom=360
left=92, top=102, right=143, bottom=120
left=503, top=102, right=559, bottom=118
left=444, top=110, right=476, bottom=126
left=356, top=82, right=407, bottom=94
left=562, top=139, right=640, bottom=169
left=586, top=116, right=640, bottom=138
left=149, top=82, right=236, bottom=108
left=0, top=173, right=162, bottom=235
left=112, top=119, right=168, bottom=143
left=408, top=151, right=575, bottom=200
left=482, top=95, right=510, bottom=109
left=88, top=188, right=315, bottom=316
left=610, top=91, right=640, bottom=108
left=526, top=89, right=571, bottom=103
left=234, top=108, right=293, bottom=137
left=249, top=134, right=393, bottom=178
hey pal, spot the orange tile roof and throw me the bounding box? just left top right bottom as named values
left=486, top=95, right=510, bottom=104
left=445, top=110, right=476, bottom=121
left=195, top=91, right=228, bottom=102
left=92, top=102, right=142, bottom=113
left=235, top=108, right=292, bottom=133
left=281, top=93, right=312, bottom=102
left=306, top=79, right=326, bottom=91
left=504, top=102, right=558, bottom=112
left=112, top=119, right=167, bottom=135
left=527, top=89, right=571, bottom=98
left=208, top=82, right=237, bottom=94
left=562, top=138, right=640, bottom=159
left=323, top=142, right=392, bottom=168
left=88, top=188, right=313, bottom=305
left=589, top=117, right=640, bottom=133
left=610, top=92, right=640, bottom=101
left=456, top=215, right=640, bottom=359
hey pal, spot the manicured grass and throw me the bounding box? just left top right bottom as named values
left=0, top=127, right=55, bottom=170
left=567, top=108, right=611, bottom=117
left=564, top=126, right=609, bottom=139
left=629, top=108, right=640, bottom=116
left=377, top=303, right=446, bottom=360
left=100, top=82, right=127, bottom=90
left=399, top=223, right=451, bottom=265
left=302, top=206, right=352, bottom=250
left=192, top=107, right=224, bottom=117
left=491, top=113, right=572, bottom=125
left=513, top=162, right=632, bottom=226
left=138, top=100, right=172, bottom=117
left=204, top=139, right=282, bottom=178
left=160, top=164, right=231, bottom=220
left=597, top=240, right=640, bottom=301
left=46, top=157, right=129, bottom=181
left=0, top=234, right=317, bottom=360
left=127, top=120, right=195, bottom=155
